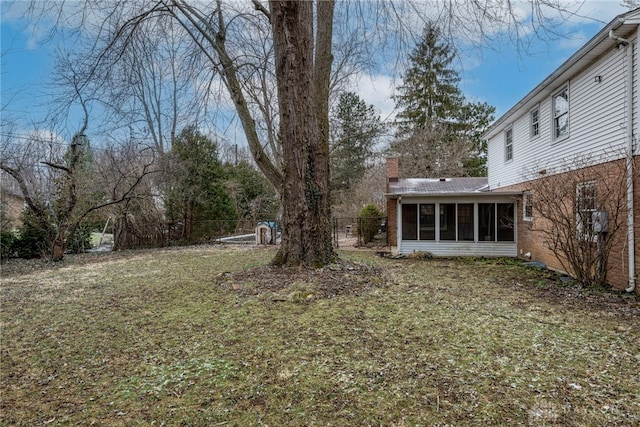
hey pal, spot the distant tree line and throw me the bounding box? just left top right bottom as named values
left=2, top=4, right=504, bottom=260
left=1, top=123, right=278, bottom=260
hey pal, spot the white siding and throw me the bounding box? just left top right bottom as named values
left=488, top=38, right=635, bottom=189
left=399, top=241, right=517, bottom=257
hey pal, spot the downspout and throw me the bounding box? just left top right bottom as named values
left=627, top=29, right=637, bottom=293
left=397, top=196, right=402, bottom=254
left=610, top=29, right=636, bottom=293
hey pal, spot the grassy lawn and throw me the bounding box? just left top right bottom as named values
left=1, top=246, right=638, bottom=426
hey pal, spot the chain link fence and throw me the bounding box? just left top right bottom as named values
left=107, top=216, right=388, bottom=250
left=332, top=216, right=387, bottom=248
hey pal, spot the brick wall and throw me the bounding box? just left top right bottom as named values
left=496, top=157, right=639, bottom=292
left=387, top=197, right=397, bottom=247
left=386, top=157, right=399, bottom=183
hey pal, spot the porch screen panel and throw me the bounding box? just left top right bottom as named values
left=402, top=203, right=418, bottom=240
left=497, top=203, right=515, bottom=241
left=419, top=204, right=435, bottom=240
left=457, top=204, right=474, bottom=241
left=440, top=204, right=456, bottom=240
left=479, top=203, right=495, bottom=241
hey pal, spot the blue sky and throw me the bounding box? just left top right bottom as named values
left=0, top=1, right=633, bottom=141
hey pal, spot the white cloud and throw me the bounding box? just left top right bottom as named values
left=354, top=73, right=397, bottom=123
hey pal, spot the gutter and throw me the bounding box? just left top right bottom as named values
left=484, top=11, right=630, bottom=140
left=383, top=191, right=523, bottom=198
left=609, top=27, right=636, bottom=293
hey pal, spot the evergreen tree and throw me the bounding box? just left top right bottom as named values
left=223, top=160, right=279, bottom=224
left=166, top=126, right=236, bottom=241
left=330, top=92, right=385, bottom=192
left=394, top=22, right=463, bottom=135
left=392, top=22, right=495, bottom=177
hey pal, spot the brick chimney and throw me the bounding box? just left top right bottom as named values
left=385, top=157, right=399, bottom=249
left=386, top=157, right=399, bottom=192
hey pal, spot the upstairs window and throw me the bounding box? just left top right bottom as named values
left=505, top=127, right=513, bottom=162
left=553, top=85, right=569, bottom=139
left=530, top=107, right=539, bottom=137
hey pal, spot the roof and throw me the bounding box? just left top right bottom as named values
left=387, top=177, right=490, bottom=196
left=484, top=8, right=640, bottom=140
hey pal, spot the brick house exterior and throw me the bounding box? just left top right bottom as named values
left=483, top=10, right=639, bottom=292
left=387, top=9, right=639, bottom=292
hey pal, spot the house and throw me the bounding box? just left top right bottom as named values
left=387, top=8, right=639, bottom=292
left=385, top=157, right=519, bottom=257
left=0, top=178, right=25, bottom=229
left=484, top=8, right=639, bottom=292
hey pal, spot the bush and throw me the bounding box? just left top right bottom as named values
left=1, top=230, right=16, bottom=259
left=13, top=219, right=50, bottom=259
left=358, top=204, right=384, bottom=244
left=66, top=225, right=92, bottom=254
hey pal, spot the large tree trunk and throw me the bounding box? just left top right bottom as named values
left=270, top=0, right=335, bottom=267
left=52, top=227, right=66, bottom=261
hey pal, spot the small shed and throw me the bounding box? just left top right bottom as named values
left=255, top=221, right=280, bottom=245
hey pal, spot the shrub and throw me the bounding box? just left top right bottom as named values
left=13, top=218, right=50, bottom=259
left=358, top=204, right=383, bottom=244
left=66, top=225, right=93, bottom=254
left=1, top=230, right=16, bottom=259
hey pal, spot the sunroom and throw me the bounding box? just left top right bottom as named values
left=387, top=177, right=520, bottom=257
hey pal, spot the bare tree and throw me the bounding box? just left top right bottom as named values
left=525, top=153, right=629, bottom=287
left=97, top=139, right=161, bottom=250
left=392, top=123, right=474, bottom=178
left=0, top=101, right=156, bottom=260
left=11, top=0, right=597, bottom=267
left=333, top=160, right=387, bottom=219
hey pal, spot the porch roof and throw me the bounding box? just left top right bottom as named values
left=386, top=177, right=521, bottom=197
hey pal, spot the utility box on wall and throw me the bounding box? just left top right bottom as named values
left=592, top=211, right=609, bottom=234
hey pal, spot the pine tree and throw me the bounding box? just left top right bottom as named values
left=394, top=22, right=463, bottom=136
left=330, top=91, right=385, bottom=192
left=166, top=126, right=236, bottom=241
left=392, top=22, right=495, bottom=177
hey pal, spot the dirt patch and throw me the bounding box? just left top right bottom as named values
left=214, top=259, right=390, bottom=301
left=510, top=277, right=640, bottom=319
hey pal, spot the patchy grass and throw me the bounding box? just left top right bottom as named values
left=1, top=246, right=638, bottom=426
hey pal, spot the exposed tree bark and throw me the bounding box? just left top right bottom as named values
left=270, top=0, right=336, bottom=266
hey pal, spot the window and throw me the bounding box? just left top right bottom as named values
left=478, top=203, right=515, bottom=242
left=400, top=202, right=515, bottom=243
left=505, top=127, right=513, bottom=162
left=419, top=204, right=436, bottom=240
left=553, top=85, right=569, bottom=139
left=457, top=204, right=474, bottom=241
left=401, top=203, right=418, bottom=240
left=497, top=203, right=515, bottom=241
left=439, top=204, right=456, bottom=240
left=576, top=181, right=597, bottom=239
left=478, top=203, right=495, bottom=241
left=523, top=191, right=533, bottom=221
left=530, top=107, right=539, bottom=137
